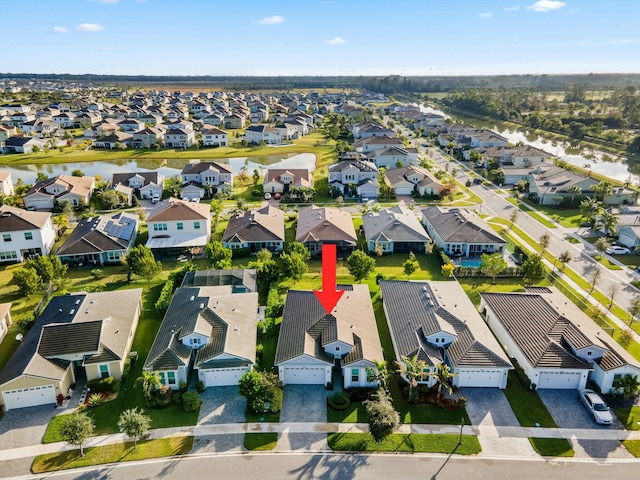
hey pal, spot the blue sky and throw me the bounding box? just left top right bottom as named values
left=0, top=0, right=638, bottom=76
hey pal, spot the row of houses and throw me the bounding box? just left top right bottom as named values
left=3, top=270, right=637, bottom=411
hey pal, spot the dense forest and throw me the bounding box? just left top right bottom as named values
left=2, top=73, right=640, bottom=93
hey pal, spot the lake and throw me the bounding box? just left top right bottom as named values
left=0, top=152, right=316, bottom=184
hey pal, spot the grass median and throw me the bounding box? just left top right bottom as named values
left=32, top=436, right=193, bottom=473
left=327, top=432, right=481, bottom=455
left=244, top=433, right=278, bottom=451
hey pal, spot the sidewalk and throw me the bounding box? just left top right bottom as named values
left=2, top=422, right=640, bottom=462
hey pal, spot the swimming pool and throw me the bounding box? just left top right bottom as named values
left=458, top=258, right=482, bottom=268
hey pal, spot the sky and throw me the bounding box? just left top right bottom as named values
left=0, top=0, right=638, bottom=76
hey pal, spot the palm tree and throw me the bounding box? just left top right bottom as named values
left=592, top=181, right=613, bottom=201
left=539, top=233, right=551, bottom=255
left=567, top=185, right=582, bottom=207
left=594, top=237, right=610, bottom=259
left=595, top=210, right=619, bottom=237
left=430, top=363, right=458, bottom=400
left=580, top=197, right=603, bottom=226
left=136, top=370, right=162, bottom=401
left=558, top=250, right=572, bottom=271
left=612, top=374, right=640, bottom=400
left=395, top=355, right=426, bottom=403
left=366, top=360, right=390, bottom=392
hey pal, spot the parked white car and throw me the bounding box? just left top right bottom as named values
left=264, top=193, right=272, bottom=200
left=579, top=389, right=613, bottom=425
left=605, top=245, right=630, bottom=255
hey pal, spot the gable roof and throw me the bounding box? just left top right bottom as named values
left=263, top=169, right=312, bottom=187
left=146, top=197, right=210, bottom=222
left=328, top=158, right=378, bottom=174
left=380, top=280, right=512, bottom=368
left=275, top=284, right=382, bottom=366
left=180, top=161, right=232, bottom=175
left=422, top=207, right=505, bottom=245
left=363, top=206, right=430, bottom=244
left=112, top=171, right=163, bottom=188
left=25, top=175, right=94, bottom=200
left=56, top=212, right=138, bottom=256
left=181, top=269, right=257, bottom=292
left=222, top=206, right=285, bottom=244
left=296, top=205, right=357, bottom=244
left=0, top=205, right=51, bottom=231
left=384, top=166, right=443, bottom=188
left=0, top=289, right=142, bottom=386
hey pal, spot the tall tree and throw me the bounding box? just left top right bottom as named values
left=346, top=250, right=376, bottom=282
left=118, top=408, right=151, bottom=450
left=628, top=296, right=640, bottom=326
left=366, top=360, right=390, bottom=392
left=580, top=197, right=603, bottom=226
left=206, top=240, right=233, bottom=269
left=567, top=185, right=582, bottom=206
left=588, top=268, right=602, bottom=295
left=136, top=370, right=162, bottom=401
left=592, top=181, right=613, bottom=201
left=60, top=413, right=95, bottom=457
left=210, top=199, right=223, bottom=227
left=539, top=233, right=551, bottom=255
left=508, top=209, right=519, bottom=229
left=395, top=354, right=426, bottom=403
left=403, top=252, right=419, bottom=279
left=364, top=388, right=399, bottom=443
left=430, top=363, right=458, bottom=400
left=558, top=250, right=572, bottom=271
left=521, top=254, right=545, bottom=284
left=595, top=210, right=619, bottom=237
left=12, top=267, right=42, bottom=296
left=123, top=245, right=162, bottom=285
left=480, top=253, right=507, bottom=285
left=594, top=237, right=610, bottom=259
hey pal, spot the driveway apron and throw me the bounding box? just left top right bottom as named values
left=537, top=389, right=632, bottom=459
left=197, top=386, right=246, bottom=426
left=277, top=385, right=329, bottom=451
left=463, top=387, right=536, bottom=457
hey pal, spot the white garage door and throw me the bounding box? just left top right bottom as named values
left=282, top=366, right=326, bottom=385
left=457, top=369, right=503, bottom=388
left=395, top=186, right=413, bottom=196
left=538, top=371, right=582, bottom=389
left=25, top=198, right=53, bottom=209
left=2, top=385, right=56, bottom=411
left=202, top=367, right=248, bottom=387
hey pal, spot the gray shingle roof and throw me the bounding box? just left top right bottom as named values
left=56, top=213, right=137, bottom=256
left=275, top=284, right=383, bottom=367
left=422, top=207, right=506, bottom=245
left=296, top=206, right=357, bottom=244
left=0, top=205, right=51, bottom=231
left=363, top=206, right=430, bottom=244
left=181, top=269, right=257, bottom=292
left=380, top=280, right=512, bottom=369
left=222, top=206, right=284, bottom=244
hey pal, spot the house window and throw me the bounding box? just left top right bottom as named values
left=191, top=338, right=200, bottom=345
left=158, top=372, right=166, bottom=384
left=434, top=338, right=439, bottom=343
left=2, top=234, right=11, bottom=242
left=587, top=351, right=592, bottom=357
left=335, top=347, right=340, bottom=351
left=194, top=222, right=201, bottom=230
left=167, top=372, right=176, bottom=385
left=177, top=222, right=184, bottom=230
left=422, top=367, right=430, bottom=380
left=351, top=369, right=359, bottom=383
left=99, top=365, right=110, bottom=379
left=0, top=251, right=18, bottom=260
left=153, top=223, right=167, bottom=231
left=24, top=232, right=33, bottom=240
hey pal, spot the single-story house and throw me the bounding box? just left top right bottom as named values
left=384, top=166, right=444, bottom=197
left=380, top=280, right=513, bottom=389
left=480, top=287, right=640, bottom=391
left=296, top=205, right=357, bottom=257
left=422, top=206, right=506, bottom=258
left=362, top=206, right=430, bottom=254
left=3, top=136, right=45, bottom=154
left=0, top=289, right=142, bottom=410
left=275, top=284, right=383, bottom=387
left=144, top=280, right=259, bottom=389
left=56, top=212, right=138, bottom=266
left=222, top=206, right=285, bottom=253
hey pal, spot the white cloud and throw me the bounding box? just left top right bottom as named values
left=75, top=23, right=105, bottom=32
left=52, top=26, right=67, bottom=34
left=504, top=6, right=521, bottom=11
left=479, top=12, right=492, bottom=19
left=527, top=1, right=566, bottom=12
left=325, top=37, right=347, bottom=45
left=256, top=15, right=285, bottom=26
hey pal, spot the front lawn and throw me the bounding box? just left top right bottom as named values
left=327, top=433, right=481, bottom=455
left=327, top=401, right=368, bottom=423
left=244, top=433, right=278, bottom=451
left=613, top=405, right=640, bottom=430
left=622, top=440, right=640, bottom=457
left=529, top=438, right=575, bottom=457
left=31, top=436, right=193, bottom=473
left=503, top=372, right=557, bottom=428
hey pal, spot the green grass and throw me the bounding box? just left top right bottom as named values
left=622, top=440, right=640, bottom=457
left=31, top=436, right=193, bottom=473
left=522, top=202, right=583, bottom=229
left=245, top=409, right=280, bottom=423
left=327, top=402, right=368, bottom=423
left=458, top=277, right=534, bottom=306
left=528, top=438, right=575, bottom=457
left=503, top=372, right=558, bottom=428
left=327, top=433, right=481, bottom=455
left=507, top=198, right=557, bottom=229
left=595, top=255, right=624, bottom=270
left=613, top=406, right=640, bottom=430
left=244, top=433, right=278, bottom=451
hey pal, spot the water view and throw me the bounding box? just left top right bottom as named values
left=0, top=153, right=316, bottom=184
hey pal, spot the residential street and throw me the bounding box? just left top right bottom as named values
left=428, top=147, right=639, bottom=327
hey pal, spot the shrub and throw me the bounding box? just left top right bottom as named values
left=86, top=376, right=114, bottom=393
left=156, top=385, right=172, bottom=408
left=17, top=316, right=36, bottom=333
left=121, top=358, right=131, bottom=384
left=328, top=392, right=351, bottom=411
left=256, top=344, right=264, bottom=365
left=269, top=388, right=283, bottom=413
left=171, top=391, right=183, bottom=406
left=179, top=381, right=187, bottom=394
left=375, top=273, right=386, bottom=285
left=56, top=393, right=65, bottom=406
left=196, top=381, right=205, bottom=393
left=111, top=380, right=121, bottom=393
left=346, top=387, right=377, bottom=402
left=87, top=393, right=104, bottom=407
left=90, top=268, right=104, bottom=279
left=231, top=247, right=252, bottom=259
left=155, top=276, right=176, bottom=313
left=88, top=283, right=106, bottom=292
left=182, top=392, right=202, bottom=413
left=251, top=189, right=261, bottom=197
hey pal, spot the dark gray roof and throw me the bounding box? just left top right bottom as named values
left=380, top=280, right=512, bottom=368
left=222, top=206, right=284, bottom=244
left=56, top=213, right=137, bottom=256
left=275, top=284, right=382, bottom=366
left=180, top=161, right=232, bottom=175
left=112, top=171, right=162, bottom=187
left=363, top=206, right=430, bottom=244
left=480, top=292, right=592, bottom=369
left=0, top=205, right=51, bottom=231
left=181, top=269, right=257, bottom=292
left=38, top=321, right=102, bottom=358
left=422, top=207, right=506, bottom=245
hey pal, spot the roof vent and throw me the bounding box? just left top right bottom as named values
left=190, top=296, right=195, bottom=301
left=199, top=303, right=205, bottom=310
left=428, top=300, right=434, bottom=307
left=234, top=324, right=238, bottom=331
left=59, top=308, right=63, bottom=313
left=75, top=299, right=81, bottom=305
left=69, top=309, right=75, bottom=315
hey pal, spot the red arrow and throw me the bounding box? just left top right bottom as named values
left=313, top=244, right=345, bottom=315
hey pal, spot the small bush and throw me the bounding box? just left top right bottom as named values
left=375, top=273, right=386, bottom=285
left=196, top=381, right=205, bottom=393
left=56, top=393, right=65, bottom=406
left=179, top=381, right=187, bottom=393
left=90, top=268, right=104, bottom=279
left=346, top=387, right=377, bottom=402
left=111, top=380, right=121, bottom=393
left=88, top=283, right=106, bottom=292
left=269, top=388, right=283, bottom=413
left=86, top=376, right=114, bottom=393
left=182, top=392, right=202, bottom=413
left=121, top=358, right=131, bottom=383
left=328, top=392, right=351, bottom=411
left=171, top=391, right=183, bottom=406
left=156, top=385, right=172, bottom=408
left=87, top=393, right=104, bottom=407
left=17, top=316, right=36, bottom=333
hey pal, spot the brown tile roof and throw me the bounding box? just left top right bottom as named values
left=147, top=197, right=210, bottom=222
left=222, top=206, right=284, bottom=244
left=264, top=169, right=312, bottom=188
left=296, top=206, right=357, bottom=244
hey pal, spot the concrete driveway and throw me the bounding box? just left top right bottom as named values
left=280, top=385, right=327, bottom=423
left=197, top=386, right=246, bottom=425
left=538, top=389, right=632, bottom=459
left=463, top=387, right=536, bottom=457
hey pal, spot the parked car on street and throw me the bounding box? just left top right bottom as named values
left=579, top=389, right=613, bottom=425
left=605, top=245, right=630, bottom=255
